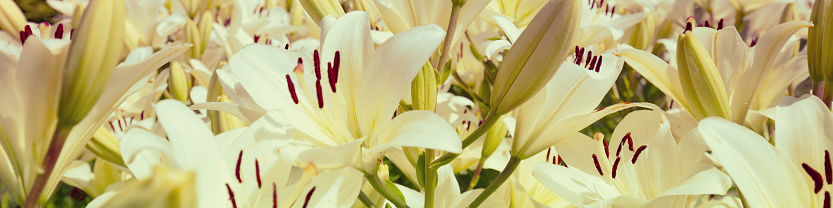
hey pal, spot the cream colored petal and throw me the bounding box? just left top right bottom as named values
left=615, top=47, right=688, bottom=110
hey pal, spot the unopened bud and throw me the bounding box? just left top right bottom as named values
left=298, top=0, right=345, bottom=25
left=627, top=12, right=655, bottom=51
left=168, top=61, right=190, bottom=103
left=183, top=19, right=201, bottom=60
left=676, top=30, right=732, bottom=121
left=0, top=0, right=27, bottom=40
left=411, top=63, right=438, bottom=111
left=87, top=127, right=125, bottom=168
left=198, top=12, right=213, bottom=55
left=218, top=95, right=248, bottom=132
left=481, top=115, right=509, bottom=159
left=809, top=0, right=832, bottom=83
left=490, top=0, right=581, bottom=115
left=58, top=0, right=126, bottom=126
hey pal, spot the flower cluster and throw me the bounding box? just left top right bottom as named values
left=0, top=0, right=825, bottom=207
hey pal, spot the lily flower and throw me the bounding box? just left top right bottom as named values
left=118, top=100, right=365, bottom=208
left=695, top=95, right=833, bottom=207
left=533, top=110, right=732, bottom=207
left=0, top=23, right=188, bottom=204
left=616, top=20, right=811, bottom=128
left=202, top=11, right=461, bottom=174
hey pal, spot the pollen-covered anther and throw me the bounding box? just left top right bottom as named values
left=592, top=154, right=604, bottom=176
left=631, top=145, right=647, bottom=164
left=803, top=163, right=824, bottom=193
left=314, top=50, right=321, bottom=80
left=611, top=157, right=621, bottom=178
left=315, top=79, right=324, bottom=108
left=255, top=159, right=262, bottom=188
left=54, top=23, right=64, bottom=39
left=286, top=75, right=299, bottom=104
left=302, top=186, right=316, bottom=208
left=226, top=183, right=238, bottom=208
left=826, top=150, right=832, bottom=184
left=717, top=19, right=724, bottom=30
left=235, top=150, right=243, bottom=183
left=272, top=182, right=278, bottom=208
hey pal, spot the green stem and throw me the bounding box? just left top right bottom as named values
left=431, top=112, right=500, bottom=169
left=423, top=149, right=436, bottom=208
left=468, top=156, right=522, bottom=208
left=23, top=125, right=72, bottom=208
left=467, top=161, right=485, bottom=191
left=814, top=80, right=825, bottom=103
left=434, top=4, right=462, bottom=71
left=365, top=174, right=409, bottom=208
left=358, top=191, right=378, bottom=208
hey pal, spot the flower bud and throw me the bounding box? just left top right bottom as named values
left=218, top=95, right=248, bottom=132
left=809, top=0, right=833, bottom=83
left=627, top=12, right=656, bottom=51
left=411, top=63, right=438, bottom=111
left=481, top=115, right=509, bottom=159
left=183, top=19, right=202, bottom=60
left=96, top=166, right=197, bottom=208
left=489, top=0, right=581, bottom=115
left=58, top=0, right=126, bottom=126
left=676, top=29, right=732, bottom=121
left=87, top=127, right=125, bottom=168
left=780, top=2, right=799, bottom=23
left=198, top=12, right=213, bottom=54
left=168, top=61, right=191, bottom=103
left=298, top=0, right=345, bottom=26
left=0, top=0, right=27, bottom=40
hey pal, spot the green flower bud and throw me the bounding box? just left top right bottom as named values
left=218, top=95, right=248, bottom=132
left=298, top=0, right=345, bottom=25
left=168, top=61, right=191, bottom=103
left=809, top=0, right=833, bottom=83
left=490, top=0, right=581, bottom=115
left=411, top=63, right=438, bottom=111
left=58, top=0, right=126, bottom=127
left=86, top=127, right=125, bottom=168
left=0, top=0, right=27, bottom=40
left=183, top=19, right=202, bottom=60
left=198, top=12, right=213, bottom=55
left=627, top=12, right=656, bottom=51
left=481, top=115, right=508, bottom=159
left=676, top=30, right=732, bottom=121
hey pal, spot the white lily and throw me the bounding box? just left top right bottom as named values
left=533, top=110, right=732, bottom=207
left=118, top=100, right=364, bottom=208
left=696, top=95, right=833, bottom=207
left=202, top=11, right=461, bottom=174
left=372, top=0, right=491, bottom=47
left=481, top=147, right=572, bottom=208
left=0, top=24, right=188, bottom=203
left=616, top=21, right=811, bottom=127
left=394, top=165, right=484, bottom=208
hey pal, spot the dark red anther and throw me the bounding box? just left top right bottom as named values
left=313, top=50, right=321, bottom=80
left=611, top=6, right=616, bottom=18
left=611, top=157, right=621, bottom=178
left=750, top=37, right=759, bottom=47
left=328, top=63, right=336, bottom=92
left=235, top=150, right=243, bottom=183
left=585, top=51, right=593, bottom=67
left=226, top=183, right=238, bottom=208
left=803, top=163, right=824, bottom=193
left=705, top=20, right=710, bottom=28
left=55, top=24, right=64, bottom=39
left=605, top=5, right=609, bottom=15
left=254, top=35, right=261, bottom=43
left=333, top=51, right=341, bottom=83
left=19, top=31, right=26, bottom=44
left=70, top=28, right=75, bottom=39
left=285, top=44, right=289, bottom=49
left=595, top=57, right=602, bottom=72
left=627, top=136, right=634, bottom=151
left=591, top=0, right=596, bottom=9
left=255, top=159, right=262, bottom=188
left=599, top=0, right=604, bottom=6
left=826, top=191, right=831, bottom=208
left=592, top=154, right=604, bottom=176
left=286, top=75, right=299, bottom=104
left=717, top=19, right=724, bottom=30
left=315, top=80, right=324, bottom=108
left=685, top=22, right=692, bottom=32
left=603, top=139, right=610, bottom=158
left=826, top=150, right=833, bottom=185
left=589, top=56, right=598, bottom=71
left=546, top=148, right=552, bottom=161
left=272, top=183, right=278, bottom=208
left=24, top=25, right=32, bottom=37
left=632, top=145, right=647, bottom=163
left=303, top=187, right=316, bottom=208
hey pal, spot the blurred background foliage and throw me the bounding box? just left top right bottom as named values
left=15, top=0, right=58, bottom=23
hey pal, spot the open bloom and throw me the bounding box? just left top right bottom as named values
left=616, top=20, right=811, bottom=130
left=533, top=110, right=732, bottom=207
left=696, top=95, right=833, bottom=207
left=204, top=11, right=461, bottom=173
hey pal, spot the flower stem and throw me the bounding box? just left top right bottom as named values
left=468, top=156, right=521, bottom=208
left=467, top=161, right=485, bottom=191
left=431, top=112, right=500, bottom=169
left=23, top=124, right=72, bottom=208
left=423, top=149, right=436, bottom=208
left=813, top=80, right=825, bottom=99
left=823, top=80, right=833, bottom=109
left=358, top=191, right=378, bottom=208
left=365, top=174, right=409, bottom=208
left=434, top=3, right=462, bottom=71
